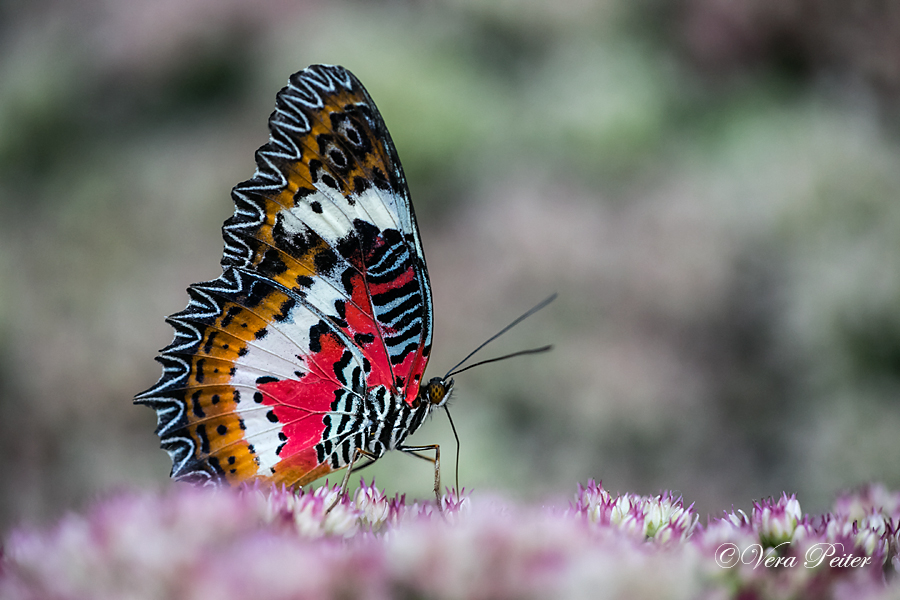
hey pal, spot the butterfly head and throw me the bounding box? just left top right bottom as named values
left=418, top=376, right=454, bottom=408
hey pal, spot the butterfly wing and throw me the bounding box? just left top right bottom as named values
left=136, top=65, right=434, bottom=487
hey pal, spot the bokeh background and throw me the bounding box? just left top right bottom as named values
left=3, top=0, right=900, bottom=532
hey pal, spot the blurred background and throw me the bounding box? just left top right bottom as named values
left=2, top=0, right=900, bottom=532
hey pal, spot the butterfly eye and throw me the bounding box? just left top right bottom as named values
left=424, top=377, right=451, bottom=407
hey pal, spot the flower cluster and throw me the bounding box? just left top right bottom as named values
left=1, top=480, right=898, bottom=599
left=570, top=479, right=698, bottom=542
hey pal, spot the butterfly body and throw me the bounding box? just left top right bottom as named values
left=137, top=65, right=448, bottom=490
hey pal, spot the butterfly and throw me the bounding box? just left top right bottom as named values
left=135, top=64, right=456, bottom=503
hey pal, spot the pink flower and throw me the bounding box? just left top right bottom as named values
left=754, top=493, right=804, bottom=547
left=570, top=480, right=697, bottom=542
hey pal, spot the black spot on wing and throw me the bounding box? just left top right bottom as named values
left=313, top=246, right=339, bottom=275
left=316, top=134, right=350, bottom=176
left=353, top=176, right=370, bottom=196
left=308, top=321, right=331, bottom=353
left=274, top=298, right=295, bottom=322
left=202, top=331, right=218, bottom=354
left=332, top=113, right=372, bottom=155
left=293, top=186, right=316, bottom=204
left=196, top=424, right=210, bottom=454
left=208, top=456, right=223, bottom=475
left=308, top=159, right=322, bottom=184
left=340, top=267, right=356, bottom=295
left=271, top=213, right=314, bottom=258
left=191, top=391, right=205, bottom=418
left=240, top=278, right=271, bottom=309
left=345, top=219, right=381, bottom=257
left=371, top=167, right=390, bottom=191
left=321, top=173, right=339, bottom=190
left=257, top=250, right=288, bottom=279
left=220, top=306, right=242, bottom=328
left=354, top=332, right=375, bottom=346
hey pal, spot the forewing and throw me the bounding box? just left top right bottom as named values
left=224, top=64, right=433, bottom=400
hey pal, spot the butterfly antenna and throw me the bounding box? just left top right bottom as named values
left=443, top=293, right=557, bottom=379
left=444, top=406, right=460, bottom=493
left=444, top=345, right=553, bottom=378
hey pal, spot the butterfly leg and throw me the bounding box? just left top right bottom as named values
left=326, top=447, right=379, bottom=514
left=399, top=444, right=442, bottom=508
left=349, top=457, right=378, bottom=474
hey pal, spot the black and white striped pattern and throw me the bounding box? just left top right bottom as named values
left=318, top=382, right=433, bottom=470
left=365, top=228, right=431, bottom=371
